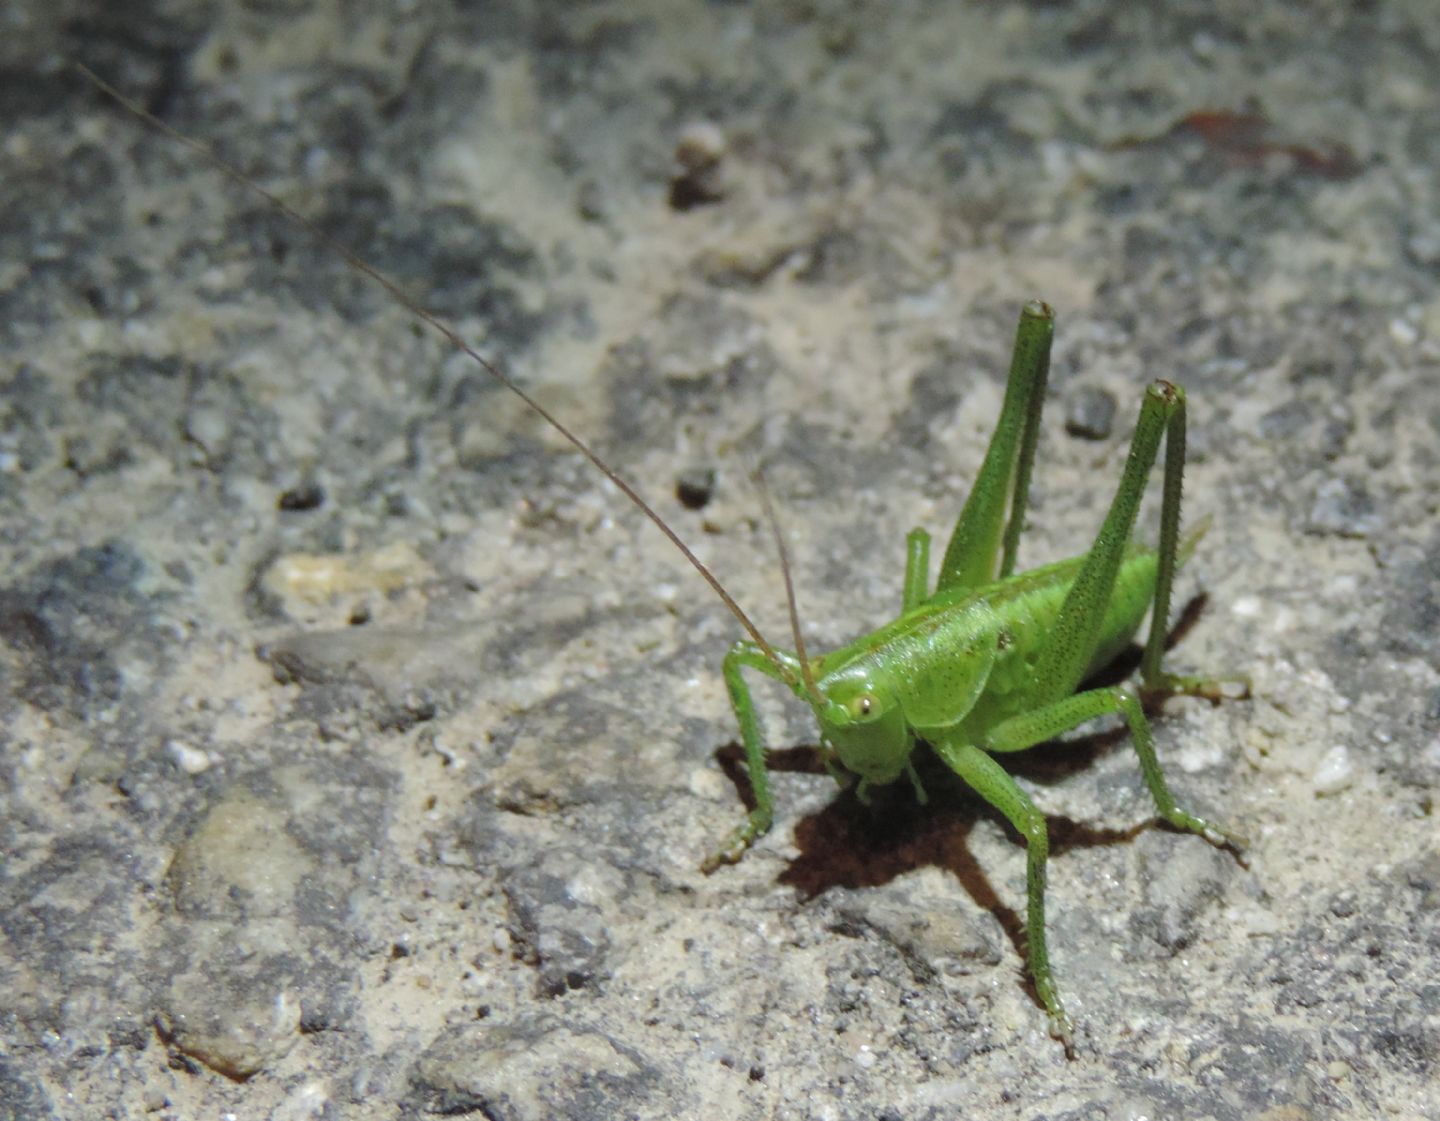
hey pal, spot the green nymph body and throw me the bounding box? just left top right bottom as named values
left=816, top=542, right=1186, bottom=780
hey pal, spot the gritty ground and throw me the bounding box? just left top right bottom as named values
left=2, top=1, right=1439, bottom=1119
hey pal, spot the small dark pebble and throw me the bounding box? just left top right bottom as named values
left=676, top=467, right=717, bottom=510
left=576, top=180, right=605, bottom=222
left=669, top=122, right=726, bottom=211
left=278, top=481, right=326, bottom=511
left=1065, top=386, right=1117, bottom=440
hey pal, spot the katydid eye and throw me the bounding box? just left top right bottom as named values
left=848, top=693, right=878, bottom=720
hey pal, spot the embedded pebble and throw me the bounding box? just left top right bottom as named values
left=165, top=738, right=213, bottom=775
left=184, top=403, right=230, bottom=457
left=1133, top=831, right=1234, bottom=951
left=1306, top=476, right=1383, bottom=537
left=168, top=791, right=312, bottom=919
left=1065, top=386, right=1118, bottom=440
left=159, top=968, right=300, bottom=1080
left=262, top=541, right=430, bottom=611
left=669, top=121, right=728, bottom=209
left=413, top=1016, right=652, bottom=1118
left=834, top=876, right=1002, bottom=976
left=1313, top=744, right=1356, bottom=795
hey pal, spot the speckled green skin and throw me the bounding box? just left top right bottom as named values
left=821, top=543, right=1177, bottom=764
left=708, top=303, right=1243, bottom=1047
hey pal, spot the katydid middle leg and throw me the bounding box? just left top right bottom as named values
left=982, top=686, right=1244, bottom=845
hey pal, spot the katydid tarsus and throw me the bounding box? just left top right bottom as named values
left=81, top=65, right=1247, bottom=1049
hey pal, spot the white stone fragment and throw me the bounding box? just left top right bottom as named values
left=165, top=739, right=213, bottom=775
left=1313, top=744, right=1355, bottom=796
left=1231, top=595, right=1262, bottom=619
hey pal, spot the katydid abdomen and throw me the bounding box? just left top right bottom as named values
left=954, top=545, right=1171, bottom=739
left=819, top=524, right=1205, bottom=756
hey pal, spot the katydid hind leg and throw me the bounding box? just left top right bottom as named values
left=1137, top=376, right=1187, bottom=691
left=1120, top=381, right=1246, bottom=702
left=1030, top=380, right=1188, bottom=704
left=983, top=687, right=1245, bottom=847
left=1033, top=378, right=1245, bottom=706
left=996, top=321, right=1047, bottom=582
left=936, top=301, right=1055, bottom=594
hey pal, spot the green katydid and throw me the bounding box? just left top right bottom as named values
left=81, top=66, right=1246, bottom=1048
left=707, top=300, right=1246, bottom=1044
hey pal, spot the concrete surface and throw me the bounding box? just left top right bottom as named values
left=2, top=1, right=1438, bottom=1118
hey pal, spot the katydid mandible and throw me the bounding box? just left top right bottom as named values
left=81, top=66, right=1246, bottom=1049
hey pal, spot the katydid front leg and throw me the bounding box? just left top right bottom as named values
left=703, top=640, right=807, bottom=873
left=931, top=736, right=1072, bottom=1044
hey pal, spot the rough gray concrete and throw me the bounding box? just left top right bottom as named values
left=3, top=2, right=1438, bottom=1118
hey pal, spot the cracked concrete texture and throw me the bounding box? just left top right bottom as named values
left=3, top=1, right=1438, bottom=1118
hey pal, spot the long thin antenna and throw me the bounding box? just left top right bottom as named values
left=751, top=468, right=821, bottom=708
left=75, top=63, right=786, bottom=669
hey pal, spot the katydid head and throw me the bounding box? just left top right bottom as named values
left=810, top=601, right=1002, bottom=784
left=812, top=666, right=911, bottom=785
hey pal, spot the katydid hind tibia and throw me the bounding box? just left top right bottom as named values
left=81, top=65, right=1247, bottom=1050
